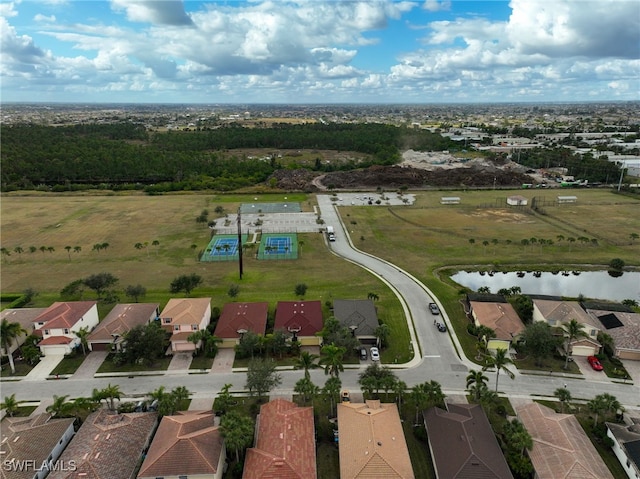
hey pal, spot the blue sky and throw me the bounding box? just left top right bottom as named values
left=1, top=0, right=638, bottom=103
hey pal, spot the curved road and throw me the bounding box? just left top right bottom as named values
left=3, top=195, right=639, bottom=410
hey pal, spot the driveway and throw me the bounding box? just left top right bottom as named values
left=211, top=349, right=235, bottom=373
left=168, top=353, right=193, bottom=371
left=72, top=351, right=108, bottom=379
left=23, top=355, right=65, bottom=381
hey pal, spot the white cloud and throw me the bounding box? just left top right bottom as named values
left=423, top=0, right=451, bottom=12
left=0, top=2, right=19, bottom=18
left=34, top=14, right=56, bottom=23
left=111, top=0, right=194, bottom=26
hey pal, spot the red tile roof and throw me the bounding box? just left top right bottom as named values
left=38, top=335, right=74, bottom=345
left=88, top=303, right=158, bottom=342
left=137, top=411, right=224, bottom=479
left=243, top=398, right=317, bottom=479
left=274, top=301, right=323, bottom=337
left=337, top=400, right=414, bottom=479
left=517, top=402, right=614, bottom=479
left=470, top=301, right=525, bottom=340
left=215, top=302, right=269, bottom=338
left=33, top=301, right=97, bottom=330
left=48, top=409, right=157, bottom=479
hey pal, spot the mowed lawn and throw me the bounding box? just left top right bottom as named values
left=1, top=191, right=410, bottom=361
left=342, top=189, right=640, bottom=279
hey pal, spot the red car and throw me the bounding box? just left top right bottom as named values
left=587, top=356, right=603, bottom=371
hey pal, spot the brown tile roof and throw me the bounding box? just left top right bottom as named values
left=0, top=308, right=46, bottom=333
left=516, top=402, right=614, bottom=479
left=274, top=301, right=323, bottom=337
left=159, top=298, right=211, bottom=325
left=137, top=410, right=223, bottom=478
left=470, top=301, right=525, bottom=340
left=337, top=400, right=414, bottom=479
left=88, top=303, right=159, bottom=342
left=32, top=301, right=97, bottom=330
left=243, top=398, right=316, bottom=479
left=423, top=403, right=513, bottom=479
left=48, top=409, right=157, bottom=479
left=589, top=309, right=640, bottom=353
left=215, top=302, right=269, bottom=338
left=170, top=331, right=195, bottom=341
left=333, top=299, right=379, bottom=336
left=0, top=414, right=75, bottom=479
left=533, top=300, right=599, bottom=329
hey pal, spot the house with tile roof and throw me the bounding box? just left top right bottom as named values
left=214, top=302, right=269, bottom=348
left=337, top=400, right=414, bottom=479
left=88, top=303, right=159, bottom=352
left=137, top=410, right=225, bottom=479
left=243, top=398, right=316, bottom=479
left=0, top=308, right=45, bottom=357
left=333, top=299, right=379, bottom=344
left=159, top=298, right=212, bottom=353
left=32, top=301, right=99, bottom=356
left=516, top=402, right=614, bottom=479
left=588, top=308, right=640, bottom=361
left=0, top=413, right=75, bottom=479
left=532, top=299, right=602, bottom=356
left=48, top=409, right=157, bottom=479
left=274, top=301, right=323, bottom=346
left=468, top=298, right=525, bottom=352
left=423, top=403, right=513, bottom=479
left=606, top=412, right=640, bottom=479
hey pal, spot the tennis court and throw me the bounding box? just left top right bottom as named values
left=202, top=235, right=248, bottom=262
left=239, top=202, right=302, bottom=214
left=257, top=233, right=298, bottom=260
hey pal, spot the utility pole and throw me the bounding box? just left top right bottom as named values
left=237, top=207, right=243, bottom=279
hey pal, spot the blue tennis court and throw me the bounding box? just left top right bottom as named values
left=201, top=234, right=248, bottom=262
left=257, top=233, right=298, bottom=260
left=264, top=236, right=292, bottom=254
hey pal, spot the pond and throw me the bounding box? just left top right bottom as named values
left=450, top=270, right=640, bottom=302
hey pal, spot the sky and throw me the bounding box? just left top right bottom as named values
left=1, top=0, right=639, bottom=104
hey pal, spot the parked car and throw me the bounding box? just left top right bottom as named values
left=360, top=347, right=368, bottom=360
left=436, top=322, right=447, bottom=333
left=370, top=347, right=380, bottom=361
left=587, top=355, right=603, bottom=371
left=429, top=302, right=440, bottom=315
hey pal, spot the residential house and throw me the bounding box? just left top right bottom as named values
left=243, top=398, right=316, bottom=479
left=588, top=308, right=640, bottom=361
left=32, top=301, right=99, bottom=356
left=532, top=299, right=602, bottom=356
left=333, top=299, right=379, bottom=344
left=337, top=400, right=414, bottom=479
left=468, top=297, right=525, bottom=351
left=516, top=402, right=614, bottom=479
left=48, top=409, right=157, bottom=479
left=159, top=298, right=212, bottom=353
left=0, top=307, right=45, bottom=356
left=137, top=410, right=225, bottom=479
left=0, top=413, right=75, bottom=479
left=606, top=412, right=640, bottom=479
left=423, top=403, right=514, bottom=479
left=87, top=303, right=159, bottom=352
left=274, top=301, right=323, bottom=346
left=214, top=302, right=269, bottom=348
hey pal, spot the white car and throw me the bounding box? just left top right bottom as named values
left=370, top=347, right=380, bottom=361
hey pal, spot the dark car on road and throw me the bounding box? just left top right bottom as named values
left=429, top=303, right=440, bottom=315
left=360, top=347, right=368, bottom=360
left=436, top=322, right=447, bottom=333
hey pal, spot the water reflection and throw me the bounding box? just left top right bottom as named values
left=451, top=270, right=640, bottom=302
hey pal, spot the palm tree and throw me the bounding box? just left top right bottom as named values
left=411, top=383, right=428, bottom=425
left=39, top=245, right=47, bottom=254
left=29, top=246, right=37, bottom=254
left=394, top=380, right=407, bottom=413
left=554, top=387, right=572, bottom=413
left=65, top=245, right=72, bottom=260
left=466, top=369, right=489, bottom=402
left=152, top=239, right=160, bottom=255
left=294, top=377, right=319, bottom=406
left=220, top=411, right=254, bottom=462
left=187, top=330, right=203, bottom=353
left=630, top=233, right=639, bottom=243
left=561, top=319, right=588, bottom=369
left=1, top=394, right=19, bottom=417
left=13, top=246, right=23, bottom=257
left=74, top=326, right=90, bottom=356
left=319, top=344, right=346, bottom=378
left=294, top=351, right=319, bottom=379
left=46, top=394, right=71, bottom=417
left=73, top=246, right=82, bottom=254
left=597, top=331, right=615, bottom=356
left=322, top=376, right=342, bottom=417
left=101, top=384, right=121, bottom=411
left=423, top=380, right=445, bottom=408
left=1, top=319, right=26, bottom=374
left=374, top=323, right=390, bottom=348
left=483, top=348, right=515, bottom=392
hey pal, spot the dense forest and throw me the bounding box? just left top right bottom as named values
left=1, top=122, right=456, bottom=192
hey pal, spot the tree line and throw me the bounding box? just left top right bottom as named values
left=1, top=122, right=456, bottom=192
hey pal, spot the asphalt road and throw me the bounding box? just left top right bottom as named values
left=3, top=195, right=639, bottom=410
